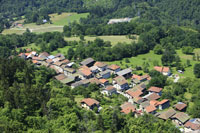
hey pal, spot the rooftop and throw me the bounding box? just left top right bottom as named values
left=81, top=98, right=99, bottom=106
left=80, top=58, right=95, bottom=66
left=174, top=102, right=187, bottom=111
left=117, top=68, right=132, bottom=76
left=108, top=64, right=120, bottom=70
left=148, top=86, right=163, bottom=93
left=158, top=109, right=176, bottom=120
left=172, top=112, right=190, bottom=123
left=146, top=105, right=157, bottom=113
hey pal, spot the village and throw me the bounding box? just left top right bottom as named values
left=18, top=49, right=200, bottom=133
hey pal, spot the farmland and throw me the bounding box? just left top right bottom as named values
left=2, top=12, right=89, bottom=34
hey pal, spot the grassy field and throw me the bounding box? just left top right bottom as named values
left=65, top=35, right=138, bottom=45
left=107, top=49, right=200, bottom=78
left=2, top=12, right=89, bottom=34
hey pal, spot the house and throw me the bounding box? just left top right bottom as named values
left=53, top=61, right=63, bottom=67
left=157, top=99, right=170, bottom=110
left=55, top=74, right=67, bottom=81
left=81, top=98, right=100, bottom=110
left=140, top=101, right=150, bottom=111
left=79, top=68, right=93, bottom=79
left=38, top=52, right=49, bottom=59
left=99, top=79, right=109, bottom=87
left=98, top=70, right=111, bottom=79
left=148, top=86, right=163, bottom=96
left=133, top=97, right=145, bottom=105
left=157, top=108, right=176, bottom=120
left=137, top=83, right=147, bottom=92
left=174, top=102, right=187, bottom=111
left=184, top=121, right=200, bottom=132
left=145, top=105, right=157, bottom=114
left=116, top=68, right=132, bottom=79
left=113, top=76, right=129, bottom=91
left=46, top=59, right=54, bottom=64
left=108, top=64, right=121, bottom=74
left=154, top=66, right=171, bottom=76
left=120, top=102, right=136, bottom=115
left=126, top=89, right=143, bottom=99
left=71, top=79, right=90, bottom=89
left=89, top=78, right=101, bottom=86
left=94, top=61, right=107, bottom=71
left=131, top=74, right=149, bottom=85
left=108, top=18, right=132, bottom=24
left=53, top=57, right=62, bottom=63
left=80, top=58, right=95, bottom=67
left=63, top=68, right=76, bottom=76
left=49, top=65, right=63, bottom=74
left=101, top=86, right=117, bottom=96
left=48, top=55, right=55, bottom=59
left=143, top=93, right=160, bottom=101
left=90, top=65, right=99, bottom=74
left=172, top=112, right=190, bottom=126
left=32, top=57, right=46, bottom=61
left=60, top=74, right=79, bottom=85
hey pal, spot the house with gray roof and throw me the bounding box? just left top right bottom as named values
left=80, top=58, right=95, bottom=67
left=116, top=68, right=132, bottom=79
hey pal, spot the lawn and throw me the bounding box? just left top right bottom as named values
left=50, top=12, right=89, bottom=25
left=65, top=35, right=138, bottom=45
left=107, top=49, right=200, bottom=78
left=50, top=46, right=72, bottom=55
left=2, top=12, right=89, bottom=34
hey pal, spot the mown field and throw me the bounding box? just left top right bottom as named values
left=2, top=12, right=89, bottom=34
left=65, top=35, right=138, bottom=45
left=107, top=49, right=200, bottom=79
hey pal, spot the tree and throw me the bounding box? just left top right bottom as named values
left=161, top=50, right=175, bottom=66
left=182, top=46, right=194, bottom=54
left=153, top=44, right=163, bottom=54
left=67, top=48, right=74, bottom=60
left=186, top=59, right=191, bottom=67
left=194, top=63, right=200, bottom=78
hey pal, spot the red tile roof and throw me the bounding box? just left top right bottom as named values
left=55, top=74, right=66, bottom=81
left=145, top=105, right=157, bottom=113
left=108, top=64, right=120, bottom=70
left=174, top=102, right=187, bottom=111
left=126, top=89, right=143, bottom=98
left=105, top=86, right=116, bottom=91
left=146, top=93, right=160, bottom=101
left=32, top=60, right=38, bottom=64
left=148, top=86, right=163, bottom=93
left=94, top=61, right=107, bottom=68
left=80, top=69, right=92, bottom=76
left=99, top=79, right=108, bottom=84
left=150, top=100, right=159, bottom=106
left=184, top=121, right=200, bottom=130
left=81, top=98, right=99, bottom=106
left=158, top=99, right=169, bottom=105
left=154, top=66, right=170, bottom=73
left=120, top=102, right=136, bottom=114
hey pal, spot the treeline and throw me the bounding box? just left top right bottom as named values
left=65, top=24, right=200, bottom=61
left=0, top=57, right=180, bottom=132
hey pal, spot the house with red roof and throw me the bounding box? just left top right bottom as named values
left=99, top=78, right=109, bottom=87
left=94, top=61, right=108, bottom=71
left=107, top=64, right=121, bottom=74
left=126, top=89, right=143, bottom=99
left=184, top=121, right=200, bottom=132
left=154, top=66, right=171, bottom=76
left=101, top=86, right=117, bottom=96
left=174, top=102, right=187, bottom=111
left=145, top=105, right=157, bottom=114
left=113, top=76, right=129, bottom=91
left=157, top=99, right=170, bottom=110
left=81, top=98, right=100, bottom=110
left=148, top=86, right=163, bottom=96
left=120, top=102, right=136, bottom=115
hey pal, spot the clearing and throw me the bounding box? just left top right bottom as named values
left=65, top=35, right=138, bottom=45
left=2, top=12, right=89, bottom=34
